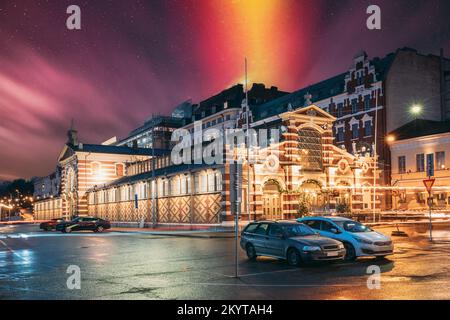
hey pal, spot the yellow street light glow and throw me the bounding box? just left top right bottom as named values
left=386, top=135, right=395, bottom=143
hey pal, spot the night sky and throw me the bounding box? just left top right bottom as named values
left=0, top=0, right=449, bottom=180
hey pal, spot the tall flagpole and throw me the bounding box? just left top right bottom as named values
left=245, top=58, right=251, bottom=223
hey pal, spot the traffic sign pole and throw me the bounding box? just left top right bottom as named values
left=423, top=178, right=435, bottom=242
left=230, top=163, right=242, bottom=278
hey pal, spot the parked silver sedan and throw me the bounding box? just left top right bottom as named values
left=240, top=220, right=346, bottom=266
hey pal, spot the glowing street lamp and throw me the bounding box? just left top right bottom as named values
left=386, top=135, right=395, bottom=143
left=410, top=103, right=422, bottom=118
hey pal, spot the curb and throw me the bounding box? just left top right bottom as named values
left=366, top=220, right=450, bottom=227
left=110, top=229, right=234, bottom=238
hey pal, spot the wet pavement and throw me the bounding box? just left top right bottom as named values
left=1, top=223, right=450, bottom=300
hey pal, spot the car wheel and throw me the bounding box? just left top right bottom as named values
left=65, top=227, right=72, bottom=233
left=343, top=243, right=357, bottom=261
left=96, top=226, right=104, bottom=233
left=287, top=248, right=301, bottom=267
left=246, top=244, right=257, bottom=261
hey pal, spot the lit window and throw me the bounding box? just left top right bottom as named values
left=208, top=173, right=215, bottom=192
left=298, top=128, right=323, bottom=170
left=436, top=151, right=445, bottom=169
left=91, top=163, right=101, bottom=176
left=416, top=154, right=425, bottom=172
left=215, top=172, right=222, bottom=191
left=115, top=163, right=124, bottom=177
left=398, top=156, right=406, bottom=174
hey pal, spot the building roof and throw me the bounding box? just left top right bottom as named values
left=192, top=83, right=288, bottom=121
left=71, top=143, right=170, bottom=156
left=124, top=116, right=184, bottom=140
left=251, top=49, right=401, bottom=122
left=252, top=73, right=346, bottom=122
left=91, top=162, right=221, bottom=190
left=388, top=119, right=450, bottom=141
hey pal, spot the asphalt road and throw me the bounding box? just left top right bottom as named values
left=1, top=224, right=450, bottom=300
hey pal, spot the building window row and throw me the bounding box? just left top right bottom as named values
left=335, top=120, right=372, bottom=142
left=397, top=151, right=446, bottom=174
left=89, top=171, right=222, bottom=204
left=335, top=94, right=374, bottom=118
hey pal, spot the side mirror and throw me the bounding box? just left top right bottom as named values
left=330, top=228, right=340, bottom=234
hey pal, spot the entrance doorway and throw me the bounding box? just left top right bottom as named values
left=262, top=181, right=283, bottom=220
left=298, top=180, right=324, bottom=212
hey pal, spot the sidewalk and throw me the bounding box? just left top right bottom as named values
left=110, top=225, right=234, bottom=238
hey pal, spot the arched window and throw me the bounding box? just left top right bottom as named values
left=180, top=175, right=187, bottom=194
left=67, top=167, right=76, bottom=192
left=158, top=179, right=164, bottom=197
left=171, top=176, right=180, bottom=196
left=207, top=172, right=215, bottom=192
left=215, top=172, right=222, bottom=191
left=298, top=127, right=323, bottom=171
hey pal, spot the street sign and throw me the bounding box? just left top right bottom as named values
left=423, top=178, right=435, bottom=194
left=426, top=154, right=434, bottom=177
left=422, top=177, right=435, bottom=242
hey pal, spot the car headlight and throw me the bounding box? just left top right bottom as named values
left=338, top=243, right=345, bottom=249
left=353, top=236, right=373, bottom=245
left=302, top=245, right=321, bottom=252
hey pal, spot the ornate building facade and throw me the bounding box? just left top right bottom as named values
left=84, top=105, right=377, bottom=226
left=33, top=127, right=156, bottom=220
left=34, top=47, right=448, bottom=223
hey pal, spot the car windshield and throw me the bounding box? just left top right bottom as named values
left=334, top=220, right=372, bottom=233
left=281, top=223, right=316, bottom=237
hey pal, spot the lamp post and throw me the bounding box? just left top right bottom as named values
left=151, top=130, right=156, bottom=228
left=245, top=58, right=251, bottom=224
left=373, top=88, right=380, bottom=222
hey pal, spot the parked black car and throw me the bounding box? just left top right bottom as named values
left=40, top=218, right=66, bottom=231
left=55, top=216, right=111, bottom=233
left=240, top=220, right=346, bottom=266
